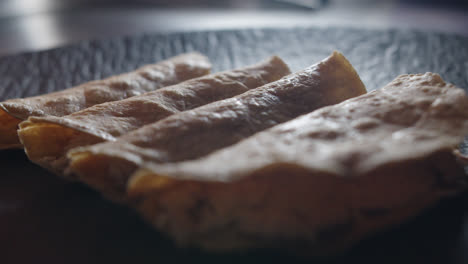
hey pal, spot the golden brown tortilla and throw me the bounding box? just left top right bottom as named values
left=128, top=73, right=468, bottom=254
left=68, top=51, right=367, bottom=201
left=18, top=56, right=291, bottom=176
left=0, top=52, right=211, bottom=149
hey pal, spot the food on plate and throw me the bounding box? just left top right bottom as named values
left=18, top=56, right=290, bottom=176
left=127, top=73, right=468, bottom=253
left=0, top=52, right=211, bottom=149
left=68, top=51, right=367, bottom=201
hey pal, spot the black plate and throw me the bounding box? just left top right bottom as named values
left=1, top=27, right=468, bottom=264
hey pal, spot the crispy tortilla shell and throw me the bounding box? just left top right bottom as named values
left=68, top=51, right=367, bottom=201
left=0, top=52, right=211, bottom=149
left=18, top=56, right=291, bottom=176
left=128, top=73, right=468, bottom=253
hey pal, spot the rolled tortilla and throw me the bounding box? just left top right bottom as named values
left=128, top=73, right=468, bottom=253
left=0, top=52, right=211, bottom=149
left=68, top=51, right=367, bottom=201
left=18, top=56, right=291, bottom=176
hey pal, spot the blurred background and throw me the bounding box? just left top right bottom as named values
left=0, top=0, right=466, bottom=57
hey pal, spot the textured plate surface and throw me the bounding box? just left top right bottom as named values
left=1, top=27, right=468, bottom=264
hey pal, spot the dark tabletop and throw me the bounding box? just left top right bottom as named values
left=0, top=27, right=468, bottom=264
left=1, top=0, right=467, bottom=57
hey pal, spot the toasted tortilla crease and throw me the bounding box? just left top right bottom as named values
left=68, top=51, right=367, bottom=201
left=18, top=56, right=291, bottom=176
left=127, top=73, right=468, bottom=253
left=0, top=52, right=211, bottom=149
left=0, top=108, right=22, bottom=149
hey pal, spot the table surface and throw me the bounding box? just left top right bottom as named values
left=0, top=26, right=467, bottom=264
left=0, top=0, right=467, bottom=57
